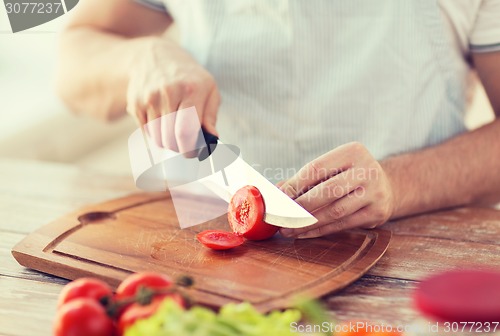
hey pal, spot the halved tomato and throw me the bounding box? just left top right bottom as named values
left=197, top=230, right=245, bottom=250
left=228, top=185, right=278, bottom=241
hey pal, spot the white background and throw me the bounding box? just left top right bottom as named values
left=0, top=5, right=134, bottom=174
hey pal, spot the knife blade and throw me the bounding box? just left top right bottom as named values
left=197, top=130, right=317, bottom=229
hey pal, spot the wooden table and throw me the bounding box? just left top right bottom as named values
left=1, top=158, right=499, bottom=336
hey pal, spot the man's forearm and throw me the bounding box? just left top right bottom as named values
left=383, top=119, right=500, bottom=219
left=56, top=28, right=157, bottom=121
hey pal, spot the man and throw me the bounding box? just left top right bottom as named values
left=57, top=0, right=500, bottom=238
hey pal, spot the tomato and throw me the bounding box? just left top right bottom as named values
left=115, top=272, right=173, bottom=302
left=414, top=269, right=500, bottom=323
left=228, top=185, right=278, bottom=241
left=197, top=230, right=245, bottom=250
left=117, top=294, right=184, bottom=335
left=54, top=298, right=115, bottom=336
left=58, top=278, right=112, bottom=308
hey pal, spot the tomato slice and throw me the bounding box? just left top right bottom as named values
left=414, top=269, right=500, bottom=322
left=228, top=185, right=278, bottom=241
left=197, top=230, right=245, bottom=250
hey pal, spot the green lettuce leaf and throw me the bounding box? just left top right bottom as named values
left=125, top=299, right=302, bottom=336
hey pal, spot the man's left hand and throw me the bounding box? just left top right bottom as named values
left=279, top=142, right=395, bottom=238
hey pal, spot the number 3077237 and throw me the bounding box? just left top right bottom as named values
left=5, top=2, right=63, bottom=14
left=443, top=322, right=499, bottom=333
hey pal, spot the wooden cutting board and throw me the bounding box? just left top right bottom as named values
left=12, top=192, right=391, bottom=312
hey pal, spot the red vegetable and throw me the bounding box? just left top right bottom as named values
left=54, top=298, right=114, bottom=336
left=197, top=230, right=245, bottom=250
left=228, top=185, right=278, bottom=240
left=115, top=272, right=173, bottom=302
left=414, top=269, right=500, bottom=323
left=58, top=278, right=112, bottom=308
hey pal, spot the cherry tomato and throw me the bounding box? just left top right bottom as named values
left=117, top=294, right=184, bottom=335
left=228, top=185, right=278, bottom=240
left=58, top=278, right=112, bottom=308
left=54, top=298, right=115, bottom=336
left=115, top=272, right=173, bottom=301
left=197, top=230, right=245, bottom=250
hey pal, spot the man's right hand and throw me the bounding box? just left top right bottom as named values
left=58, top=0, right=220, bottom=150
left=126, top=38, right=221, bottom=153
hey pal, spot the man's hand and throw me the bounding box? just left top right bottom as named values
left=279, top=142, right=395, bottom=239
left=126, top=38, right=221, bottom=153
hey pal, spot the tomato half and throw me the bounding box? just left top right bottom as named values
left=228, top=185, right=278, bottom=241
left=117, top=295, right=184, bottom=336
left=197, top=230, right=245, bottom=250
left=58, top=278, right=112, bottom=308
left=54, top=298, right=115, bottom=336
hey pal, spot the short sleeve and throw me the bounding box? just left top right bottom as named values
left=470, top=0, right=500, bottom=52
left=134, top=0, right=167, bottom=12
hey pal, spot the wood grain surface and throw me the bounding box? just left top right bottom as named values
left=12, top=192, right=392, bottom=313
left=1, top=159, right=500, bottom=336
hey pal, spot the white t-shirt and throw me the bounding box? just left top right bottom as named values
left=138, top=0, right=500, bottom=57
left=135, top=0, right=500, bottom=179
left=440, top=0, right=500, bottom=55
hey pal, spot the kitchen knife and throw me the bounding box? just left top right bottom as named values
left=197, top=129, right=317, bottom=229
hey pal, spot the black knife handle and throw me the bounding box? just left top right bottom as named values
left=202, top=128, right=218, bottom=150
left=198, top=127, right=218, bottom=161
left=198, top=128, right=229, bottom=186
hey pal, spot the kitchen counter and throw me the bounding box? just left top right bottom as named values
left=1, top=158, right=499, bottom=336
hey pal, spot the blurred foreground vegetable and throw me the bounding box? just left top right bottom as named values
left=125, top=299, right=301, bottom=336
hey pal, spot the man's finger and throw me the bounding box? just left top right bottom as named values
left=127, top=99, right=147, bottom=126
left=296, top=207, right=373, bottom=239
left=175, top=105, right=204, bottom=156
left=160, top=85, right=182, bottom=151
left=275, top=180, right=286, bottom=188
left=146, top=103, right=162, bottom=148
left=280, top=190, right=368, bottom=237
left=160, top=111, right=178, bottom=152
left=176, top=81, right=211, bottom=154
left=311, top=189, right=368, bottom=225
left=202, top=87, right=220, bottom=137
left=279, top=142, right=366, bottom=199
left=294, top=169, right=364, bottom=212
